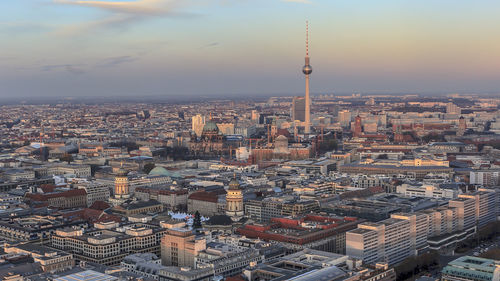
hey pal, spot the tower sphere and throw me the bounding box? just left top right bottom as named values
left=302, top=65, right=312, bottom=75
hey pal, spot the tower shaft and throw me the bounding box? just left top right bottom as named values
left=305, top=73, right=311, bottom=134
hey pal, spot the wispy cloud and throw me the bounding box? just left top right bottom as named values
left=0, top=22, right=51, bottom=34
left=281, top=0, right=312, bottom=4
left=42, top=64, right=86, bottom=74
left=53, top=0, right=177, bottom=15
left=52, top=0, right=193, bottom=35
left=201, top=42, right=219, bottom=48
left=55, top=14, right=140, bottom=36
left=97, top=55, right=138, bottom=67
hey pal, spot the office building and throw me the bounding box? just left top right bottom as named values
left=237, top=215, right=360, bottom=254
left=78, top=182, right=110, bottom=207
left=396, top=183, right=460, bottom=199
left=24, top=189, right=88, bottom=209
left=470, top=170, right=500, bottom=187
left=346, top=217, right=412, bottom=265
left=446, top=102, right=461, bottom=114
left=442, top=256, right=500, bottom=281
left=51, top=222, right=166, bottom=266
left=192, top=114, right=206, bottom=137
left=161, top=228, right=206, bottom=267
left=459, top=190, right=498, bottom=228
left=338, top=110, right=352, bottom=128
left=195, top=242, right=264, bottom=278
left=292, top=96, right=306, bottom=122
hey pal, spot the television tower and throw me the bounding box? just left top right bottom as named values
left=303, top=21, right=312, bottom=134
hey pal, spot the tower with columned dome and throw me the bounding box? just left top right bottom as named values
left=225, top=175, right=243, bottom=221
left=110, top=164, right=130, bottom=206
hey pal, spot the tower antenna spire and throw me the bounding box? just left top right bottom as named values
left=306, top=20, right=309, bottom=57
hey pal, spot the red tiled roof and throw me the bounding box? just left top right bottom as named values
left=40, top=184, right=56, bottom=193
left=89, top=200, right=111, bottom=210
left=63, top=208, right=121, bottom=223
left=188, top=191, right=218, bottom=203
left=26, top=189, right=87, bottom=202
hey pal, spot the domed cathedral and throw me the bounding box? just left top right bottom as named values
left=188, top=116, right=225, bottom=158
left=201, top=120, right=221, bottom=140
left=110, top=164, right=130, bottom=206
left=225, top=175, right=244, bottom=222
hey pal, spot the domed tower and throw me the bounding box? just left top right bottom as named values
left=114, top=165, right=130, bottom=199
left=225, top=175, right=243, bottom=221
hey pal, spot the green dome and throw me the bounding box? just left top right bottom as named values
left=202, top=121, right=219, bottom=133
left=149, top=166, right=181, bottom=178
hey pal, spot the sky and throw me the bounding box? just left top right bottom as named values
left=1, top=0, right=500, bottom=99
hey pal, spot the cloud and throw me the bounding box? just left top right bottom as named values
left=201, top=42, right=219, bottom=48
left=52, top=0, right=192, bottom=35
left=55, top=14, right=140, bottom=36
left=97, top=55, right=137, bottom=67
left=42, top=64, right=86, bottom=74
left=0, top=22, right=51, bottom=34
left=53, top=0, right=177, bottom=15
left=281, top=0, right=312, bottom=3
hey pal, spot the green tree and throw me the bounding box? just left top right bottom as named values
left=143, top=163, right=156, bottom=174
left=60, top=153, right=73, bottom=164
left=193, top=211, right=202, bottom=229
left=318, top=138, right=338, bottom=154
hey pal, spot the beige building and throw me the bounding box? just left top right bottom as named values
left=216, top=123, right=234, bottom=135
left=161, top=228, right=206, bottom=267
left=458, top=190, right=498, bottom=228
left=51, top=223, right=166, bottom=266
left=347, top=196, right=480, bottom=263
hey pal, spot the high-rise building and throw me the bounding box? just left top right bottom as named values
left=161, top=228, right=206, bottom=267
left=459, top=190, right=498, bottom=228
left=302, top=21, right=313, bottom=134
left=446, top=102, right=461, bottom=114
left=192, top=114, right=206, bottom=137
left=448, top=197, right=476, bottom=231
left=292, top=96, right=306, bottom=122
left=225, top=176, right=244, bottom=221
left=338, top=110, right=352, bottom=128
left=353, top=115, right=362, bottom=137
left=251, top=110, right=260, bottom=122
left=346, top=217, right=412, bottom=265
left=470, top=170, right=500, bottom=187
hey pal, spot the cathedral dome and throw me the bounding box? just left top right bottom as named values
left=202, top=121, right=219, bottom=134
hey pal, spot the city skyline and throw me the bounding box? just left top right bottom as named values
left=2, top=0, right=500, bottom=98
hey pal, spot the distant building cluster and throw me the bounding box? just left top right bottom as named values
left=0, top=73, right=500, bottom=281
